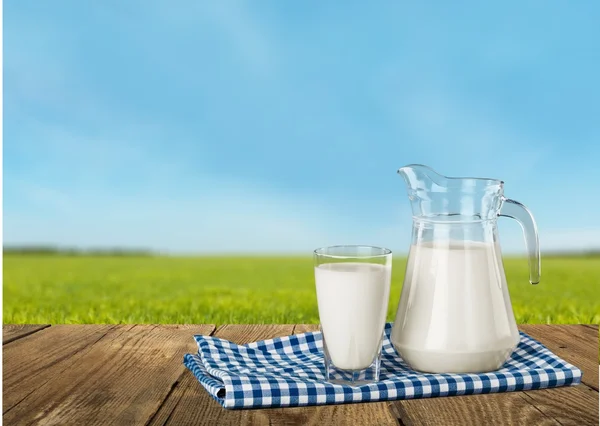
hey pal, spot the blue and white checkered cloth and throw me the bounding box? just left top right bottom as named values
left=183, top=323, right=582, bottom=409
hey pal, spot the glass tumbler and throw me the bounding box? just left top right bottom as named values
left=314, top=245, right=392, bottom=386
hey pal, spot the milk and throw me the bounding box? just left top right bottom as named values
left=391, top=240, right=520, bottom=373
left=315, top=262, right=391, bottom=370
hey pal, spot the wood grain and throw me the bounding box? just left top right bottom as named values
left=211, top=324, right=296, bottom=345
left=391, top=393, right=561, bottom=426
left=3, top=324, right=215, bottom=426
left=520, top=384, right=599, bottom=425
left=148, top=324, right=294, bottom=426
left=520, top=325, right=598, bottom=390
left=293, top=324, right=320, bottom=334
left=3, top=324, right=118, bottom=413
left=578, top=324, right=598, bottom=336
left=2, top=324, right=50, bottom=344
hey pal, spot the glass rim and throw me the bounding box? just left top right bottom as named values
left=313, top=245, right=392, bottom=259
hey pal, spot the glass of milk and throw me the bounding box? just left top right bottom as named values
left=314, top=245, right=392, bottom=386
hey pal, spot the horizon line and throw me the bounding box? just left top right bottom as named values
left=3, top=244, right=600, bottom=257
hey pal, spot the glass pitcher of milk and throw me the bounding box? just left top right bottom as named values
left=391, top=164, right=540, bottom=374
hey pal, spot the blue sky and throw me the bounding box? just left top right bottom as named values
left=4, top=1, right=600, bottom=254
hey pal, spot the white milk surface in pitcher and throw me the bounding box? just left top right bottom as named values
left=315, top=262, right=391, bottom=370
left=391, top=240, right=520, bottom=373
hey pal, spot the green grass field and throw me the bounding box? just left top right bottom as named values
left=3, top=255, right=599, bottom=325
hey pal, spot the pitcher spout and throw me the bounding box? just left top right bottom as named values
left=397, top=164, right=448, bottom=193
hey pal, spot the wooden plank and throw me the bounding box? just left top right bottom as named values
left=390, top=325, right=599, bottom=426
left=250, top=400, right=400, bottom=426
left=391, top=393, right=561, bottom=426
left=520, top=325, right=598, bottom=390
left=148, top=324, right=295, bottom=426
left=3, top=324, right=118, bottom=413
left=579, top=324, right=598, bottom=336
left=2, top=324, right=50, bottom=344
left=520, top=384, right=599, bottom=426
left=3, top=324, right=215, bottom=425
left=210, top=324, right=296, bottom=344
left=577, top=324, right=599, bottom=363
left=292, top=324, right=319, bottom=334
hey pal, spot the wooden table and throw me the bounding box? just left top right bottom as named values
left=3, top=324, right=598, bottom=425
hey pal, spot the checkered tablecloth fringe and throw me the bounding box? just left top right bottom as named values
left=184, top=323, right=582, bottom=409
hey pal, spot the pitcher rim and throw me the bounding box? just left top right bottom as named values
left=398, top=163, right=505, bottom=186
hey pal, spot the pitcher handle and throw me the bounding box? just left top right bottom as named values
left=499, top=198, right=541, bottom=284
